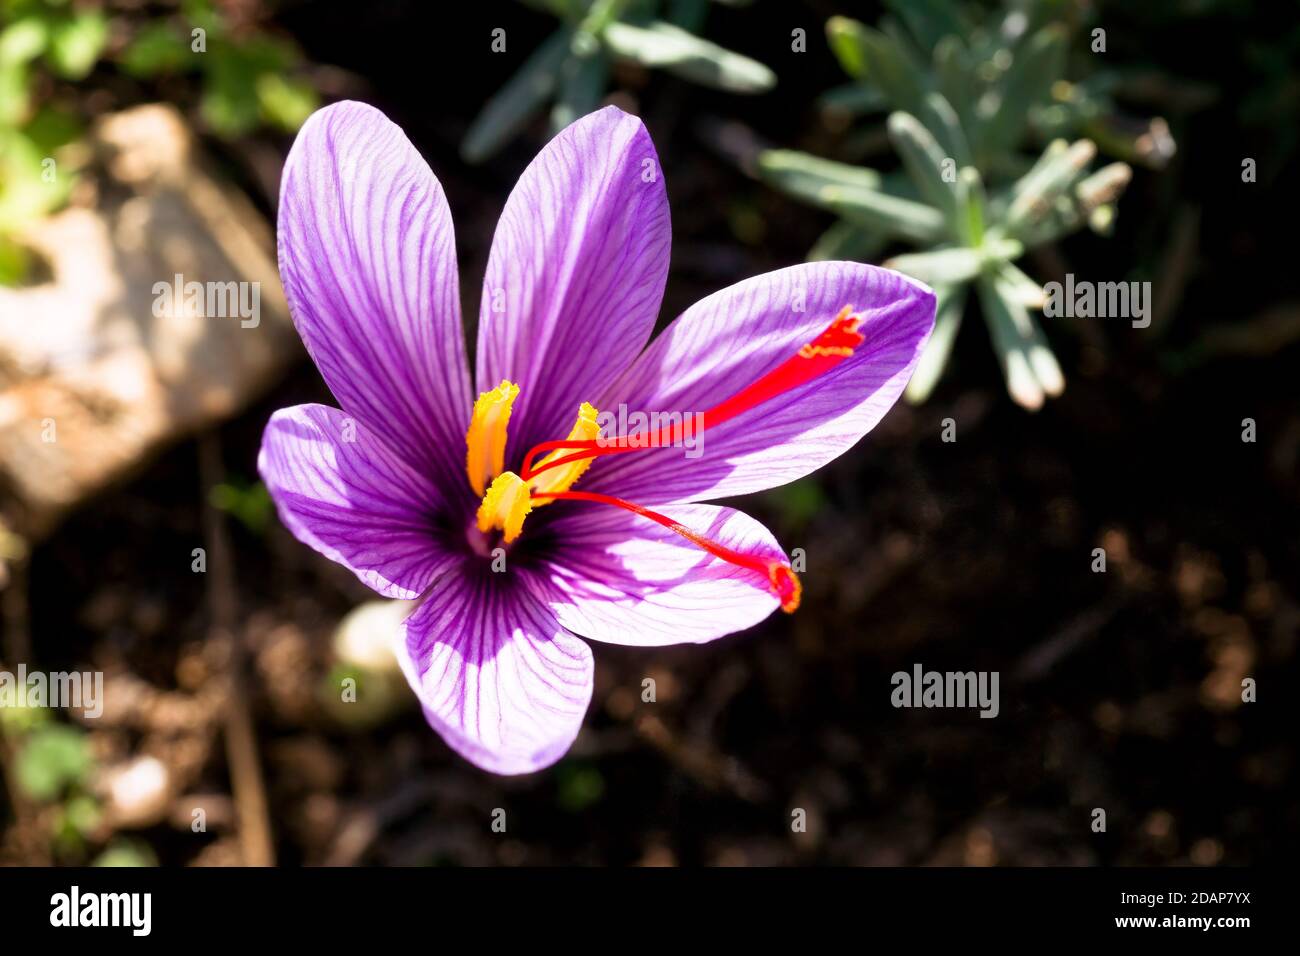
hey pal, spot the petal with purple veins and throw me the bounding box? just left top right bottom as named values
left=586, top=261, right=935, bottom=503
left=523, top=503, right=784, bottom=646
left=396, top=569, right=594, bottom=775
left=258, top=404, right=461, bottom=599
left=476, top=105, right=670, bottom=461
left=278, top=101, right=472, bottom=491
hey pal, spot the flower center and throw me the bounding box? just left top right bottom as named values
left=464, top=305, right=866, bottom=613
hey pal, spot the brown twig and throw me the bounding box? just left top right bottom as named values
left=1013, top=594, right=1126, bottom=683
left=634, top=712, right=770, bottom=803
left=322, top=778, right=476, bottom=867
left=198, top=431, right=275, bottom=866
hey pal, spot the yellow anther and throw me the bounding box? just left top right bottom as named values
left=475, top=471, right=533, bottom=544
left=466, top=380, right=519, bottom=496
left=529, top=402, right=601, bottom=505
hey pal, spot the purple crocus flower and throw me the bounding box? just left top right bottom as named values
left=259, top=102, right=935, bottom=774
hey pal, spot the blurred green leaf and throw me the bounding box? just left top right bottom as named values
left=0, top=61, right=29, bottom=125
left=818, top=81, right=888, bottom=119
left=0, top=691, right=50, bottom=733
left=602, top=20, right=774, bottom=93
left=916, top=91, right=971, bottom=169
left=0, top=127, right=71, bottom=232
left=200, top=54, right=260, bottom=136
left=120, top=23, right=190, bottom=77
left=256, top=73, right=317, bottom=131
left=879, top=14, right=927, bottom=72
left=210, top=479, right=273, bottom=535
left=884, top=0, right=964, bottom=51
left=574, top=0, right=630, bottom=38
left=757, top=149, right=882, bottom=207
left=0, top=234, right=30, bottom=285
left=181, top=0, right=222, bottom=36
left=551, top=47, right=609, bottom=131
left=827, top=17, right=928, bottom=117
left=462, top=26, right=573, bottom=163
left=555, top=763, right=605, bottom=812
left=976, top=269, right=1063, bottom=411
left=819, top=181, right=946, bottom=244
left=771, top=478, right=825, bottom=528
left=996, top=260, right=1047, bottom=310
left=905, top=282, right=965, bottom=403
left=1014, top=161, right=1131, bottom=247
left=807, top=219, right=887, bottom=263
left=955, top=165, right=986, bottom=247
left=825, top=15, right=868, bottom=79
left=230, top=34, right=295, bottom=75
left=1001, top=139, right=1095, bottom=239
left=63, top=794, right=102, bottom=836
left=0, top=16, right=47, bottom=67
left=93, top=838, right=158, bottom=867
left=46, top=10, right=107, bottom=80
left=886, top=246, right=981, bottom=286
left=976, top=25, right=1066, bottom=157
left=15, top=724, right=91, bottom=801
left=23, top=103, right=80, bottom=153
left=887, top=111, right=960, bottom=228
left=993, top=265, right=1062, bottom=396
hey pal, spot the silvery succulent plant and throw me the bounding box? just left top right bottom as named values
left=760, top=1, right=1154, bottom=408
left=462, top=0, right=775, bottom=163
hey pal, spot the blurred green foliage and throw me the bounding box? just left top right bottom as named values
left=4, top=704, right=105, bottom=858
left=1240, top=20, right=1300, bottom=180
left=16, top=721, right=90, bottom=801
left=0, top=0, right=101, bottom=281
left=761, top=0, right=1155, bottom=409
left=92, top=838, right=158, bottom=866
left=819, top=0, right=1175, bottom=172
left=463, top=0, right=775, bottom=162
left=121, top=0, right=317, bottom=137
left=0, top=0, right=318, bottom=286
left=210, top=478, right=274, bottom=536
left=555, top=762, right=605, bottom=811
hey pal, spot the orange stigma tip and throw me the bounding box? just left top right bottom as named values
left=768, top=563, right=802, bottom=613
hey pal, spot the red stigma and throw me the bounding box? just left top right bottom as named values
left=531, top=489, right=802, bottom=611
left=520, top=306, right=865, bottom=483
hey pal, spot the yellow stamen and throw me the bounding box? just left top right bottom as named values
left=466, top=380, right=519, bottom=496
left=529, top=402, right=600, bottom=505
left=475, top=471, right=532, bottom=543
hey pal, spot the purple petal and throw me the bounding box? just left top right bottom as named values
left=585, top=262, right=935, bottom=503
left=523, top=503, right=783, bottom=646
left=278, top=101, right=472, bottom=491
left=476, top=106, right=670, bottom=459
left=396, top=568, right=593, bottom=775
left=258, top=404, right=458, bottom=599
